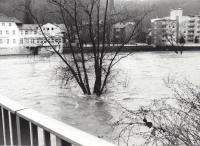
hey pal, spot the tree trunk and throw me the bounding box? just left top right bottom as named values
left=93, top=66, right=102, bottom=96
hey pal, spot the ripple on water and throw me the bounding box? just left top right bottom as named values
left=1, top=52, right=200, bottom=145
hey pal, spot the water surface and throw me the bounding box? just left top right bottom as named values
left=0, top=52, right=200, bottom=143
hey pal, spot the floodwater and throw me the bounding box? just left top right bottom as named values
left=0, top=52, right=200, bottom=144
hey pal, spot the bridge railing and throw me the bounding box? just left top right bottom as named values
left=0, top=95, right=116, bottom=146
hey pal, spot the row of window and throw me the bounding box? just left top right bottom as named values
left=0, top=39, right=16, bottom=44
left=0, top=30, right=16, bottom=35
left=0, top=22, right=13, bottom=27
left=0, top=38, right=62, bottom=45
left=21, top=30, right=37, bottom=35
left=43, top=27, right=55, bottom=31
left=20, top=38, right=62, bottom=45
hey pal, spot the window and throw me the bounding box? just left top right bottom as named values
left=52, top=28, right=54, bottom=30
left=21, top=31, right=23, bottom=35
left=34, top=31, right=37, bottom=35
left=25, top=30, right=28, bottom=35
left=6, top=30, right=9, bottom=35
left=0, top=39, right=2, bottom=44
left=20, top=38, right=23, bottom=44
left=2, top=23, right=5, bottom=26
left=13, top=30, right=15, bottom=35
left=9, top=23, right=12, bottom=26
left=25, top=39, right=29, bottom=44
left=31, top=39, right=34, bottom=44
left=13, top=39, right=16, bottom=44
left=0, top=30, right=2, bottom=35
left=7, top=39, right=9, bottom=44
left=47, top=28, right=49, bottom=30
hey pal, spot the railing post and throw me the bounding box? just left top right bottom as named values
left=8, top=111, right=14, bottom=146
left=16, top=116, right=21, bottom=146
left=29, top=122, right=39, bottom=146
left=0, top=107, right=4, bottom=145
left=2, top=108, right=11, bottom=145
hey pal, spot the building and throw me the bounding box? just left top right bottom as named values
left=151, top=9, right=200, bottom=46
left=112, top=22, right=135, bottom=43
left=0, top=14, right=66, bottom=55
left=19, top=24, right=39, bottom=47
left=183, top=15, right=200, bottom=44
left=0, top=14, right=23, bottom=54
left=151, top=18, right=177, bottom=46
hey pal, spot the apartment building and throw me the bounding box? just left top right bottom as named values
left=183, top=15, right=200, bottom=44
left=151, top=18, right=177, bottom=46
left=151, top=9, right=200, bottom=46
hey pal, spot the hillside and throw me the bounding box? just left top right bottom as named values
left=0, top=0, right=199, bottom=23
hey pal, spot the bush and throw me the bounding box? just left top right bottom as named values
left=115, top=80, right=200, bottom=146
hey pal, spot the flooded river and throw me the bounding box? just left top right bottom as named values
left=0, top=51, right=200, bottom=144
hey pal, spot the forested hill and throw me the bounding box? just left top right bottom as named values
left=119, top=0, right=200, bottom=17
left=0, top=0, right=200, bottom=23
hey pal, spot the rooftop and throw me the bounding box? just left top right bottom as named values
left=0, top=13, right=22, bottom=24
left=19, top=24, right=39, bottom=30
left=113, top=22, right=135, bottom=28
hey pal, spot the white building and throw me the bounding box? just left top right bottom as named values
left=0, top=14, right=24, bottom=54
left=39, top=23, right=65, bottom=52
left=0, top=14, right=66, bottom=55
left=19, top=24, right=39, bottom=47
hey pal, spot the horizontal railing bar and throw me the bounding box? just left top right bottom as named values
left=0, top=96, right=27, bottom=113
left=0, top=96, right=116, bottom=146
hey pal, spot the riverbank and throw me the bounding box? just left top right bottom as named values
left=0, top=46, right=200, bottom=56
left=63, top=45, right=200, bottom=53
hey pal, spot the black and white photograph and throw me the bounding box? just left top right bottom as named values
left=0, top=0, right=200, bottom=145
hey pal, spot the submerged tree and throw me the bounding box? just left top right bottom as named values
left=26, top=0, right=149, bottom=96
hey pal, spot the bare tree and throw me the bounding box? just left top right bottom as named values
left=114, top=79, right=200, bottom=146
left=25, top=0, right=150, bottom=96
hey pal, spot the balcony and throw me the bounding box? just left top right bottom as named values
left=188, top=25, right=195, bottom=28
left=0, top=96, right=116, bottom=146
left=189, top=19, right=195, bottom=23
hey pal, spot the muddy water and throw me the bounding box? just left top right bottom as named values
left=0, top=52, right=200, bottom=144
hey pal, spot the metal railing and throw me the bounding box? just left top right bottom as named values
left=0, top=95, right=116, bottom=146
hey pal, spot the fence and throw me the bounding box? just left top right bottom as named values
left=0, top=95, right=116, bottom=146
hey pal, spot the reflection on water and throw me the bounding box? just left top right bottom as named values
left=1, top=52, right=200, bottom=144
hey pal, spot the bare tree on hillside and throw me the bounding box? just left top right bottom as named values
left=25, top=0, right=150, bottom=96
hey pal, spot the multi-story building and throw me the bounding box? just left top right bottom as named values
left=151, top=18, right=177, bottom=46
left=112, top=22, right=135, bottom=43
left=19, top=24, right=39, bottom=47
left=0, top=14, right=65, bottom=55
left=0, top=14, right=23, bottom=54
left=151, top=9, right=200, bottom=46
left=183, top=15, right=200, bottom=44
